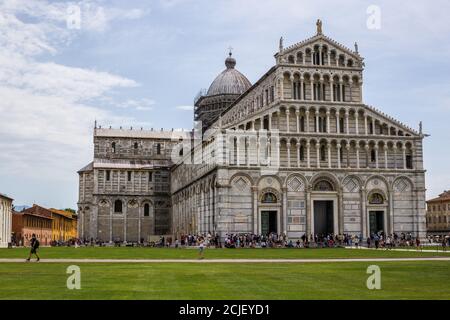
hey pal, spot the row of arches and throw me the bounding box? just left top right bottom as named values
left=227, top=171, right=414, bottom=194
left=279, top=72, right=362, bottom=103
left=172, top=175, right=217, bottom=236
left=225, top=135, right=415, bottom=170
left=101, top=141, right=164, bottom=156
left=231, top=105, right=413, bottom=137
left=283, top=44, right=359, bottom=68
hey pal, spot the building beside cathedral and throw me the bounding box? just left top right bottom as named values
left=78, top=21, right=427, bottom=242
left=0, top=193, right=13, bottom=248
left=426, top=190, right=450, bottom=236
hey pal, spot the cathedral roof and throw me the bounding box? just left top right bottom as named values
left=94, top=128, right=191, bottom=140
left=206, top=53, right=251, bottom=96
left=77, top=162, right=93, bottom=173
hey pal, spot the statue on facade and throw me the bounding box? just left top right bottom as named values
left=316, top=19, right=323, bottom=35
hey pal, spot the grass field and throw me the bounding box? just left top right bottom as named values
left=0, top=247, right=449, bottom=300
left=0, top=246, right=448, bottom=260
left=0, top=261, right=449, bottom=300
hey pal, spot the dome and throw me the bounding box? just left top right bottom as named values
left=206, top=53, right=251, bottom=96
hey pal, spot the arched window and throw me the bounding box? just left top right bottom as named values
left=406, top=154, right=413, bottom=169
left=144, top=203, right=150, bottom=217
left=300, top=117, right=305, bottom=132
left=288, top=55, right=295, bottom=64
left=320, top=145, right=326, bottom=161
left=313, top=180, right=334, bottom=191
left=299, top=145, right=305, bottom=161
left=114, top=200, right=123, bottom=213
left=371, top=149, right=376, bottom=162
left=369, top=193, right=384, bottom=205
left=156, top=143, right=161, bottom=155
left=112, top=142, right=116, bottom=153
left=313, top=51, right=320, bottom=65
left=261, top=192, right=277, bottom=204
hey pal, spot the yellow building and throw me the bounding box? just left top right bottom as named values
left=426, top=190, right=450, bottom=236
left=49, top=209, right=78, bottom=242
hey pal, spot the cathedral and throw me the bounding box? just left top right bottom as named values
left=78, top=21, right=427, bottom=243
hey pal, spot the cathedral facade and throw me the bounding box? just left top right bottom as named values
left=78, top=22, right=427, bottom=242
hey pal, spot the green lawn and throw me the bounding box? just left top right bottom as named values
left=0, top=261, right=449, bottom=300
left=0, top=246, right=448, bottom=260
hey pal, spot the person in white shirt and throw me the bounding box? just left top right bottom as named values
left=198, top=241, right=205, bottom=259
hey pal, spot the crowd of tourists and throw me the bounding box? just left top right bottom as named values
left=173, top=231, right=449, bottom=250
left=71, top=232, right=450, bottom=250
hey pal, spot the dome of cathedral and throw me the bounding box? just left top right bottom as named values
left=206, top=53, right=251, bottom=96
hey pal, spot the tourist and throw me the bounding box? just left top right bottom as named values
left=198, top=240, right=205, bottom=259
left=26, top=234, right=40, bottom=262
left=385, top=236, right=391, bottom=250
left=354, top=235, right=360, bottom=248
left=374, top=234, right=380, bottom=249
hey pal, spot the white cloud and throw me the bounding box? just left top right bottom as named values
left=79, top=3, right=149, bottom=32
left=117, top=98, right=156, bottom=111
left=0, top=0, right=150, bottom=204
left=176, top=105, right=194, bottom=111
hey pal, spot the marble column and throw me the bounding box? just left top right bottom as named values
left=306, top=190, right=311, bottom=236
left=306, top=142, right=311, bottom=168
left=345, top=111, right=349, bottom=135
left=316, top=144, right=320, bottom=168
left=364, top=115, right=368, bottom=135
left=346, top=145, right=350, bottom=168
left=402, top=146, right=407, bottom=169
left=384, top=146, right=388, bottom=169
left=326, top=111, right=330, bottom=133
left=355, top=112, right=359, bottom=135
left=252, top=187, right=258, bottom=234
left=337, top=144, right=342, bottom=169
left=287, top=144, right=291, bottom=167
left=315, top=111, right=320, bottom=133
left=327, top=143, right=332, bottom=168
left=365, top=145, right=370, bottom=168
left=300, top=76, right=304, bottom=100
left=306, top=111, right=310, bottom=132
left=356, top=146, right=360, bottom=169
left=375, top=145, right=379, bottom=169
left=331, top=80, right=335, bottom=102
left=286, top=110, right=290, bottom=132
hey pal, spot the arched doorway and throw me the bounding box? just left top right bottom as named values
left=311, top=177, right=339, bottom=236
left=367, top=192, right=387, bottom=235
left=259, top=190, right=280, bottom=235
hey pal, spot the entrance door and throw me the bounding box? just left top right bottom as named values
left=369, top=211, right=384, bottom=235
left=261, top=211, right=277, bottom=235
left=314, top=201, right=334, bottom=235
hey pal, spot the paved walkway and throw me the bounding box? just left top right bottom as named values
left=345, top=246, right=450, bottom=253
left=0, top=257, right=449, bottom=263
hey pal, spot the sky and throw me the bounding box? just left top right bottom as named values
left=0, top=0, right=449, bottom=209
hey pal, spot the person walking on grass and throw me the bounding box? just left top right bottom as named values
left=198, top=240, right=205, bottom=259
left=26, top=234, right=40, bottom=262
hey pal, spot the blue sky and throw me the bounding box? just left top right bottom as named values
left=0, top=0, right=449, bottom=209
